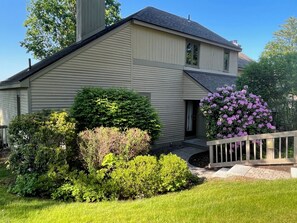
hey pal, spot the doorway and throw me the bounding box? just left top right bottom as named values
left=185, top=100, right=198, bottom=138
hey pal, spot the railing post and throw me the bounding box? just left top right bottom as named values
left=294, top=132, right=297, bottom=164
left=209, top=145, right=214, bottom=168
left=246, top=136, right=250, bottom=161
left=266, top=138, right=275, bottom=161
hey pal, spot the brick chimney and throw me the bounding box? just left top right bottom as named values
left=76, top=0, right=105, bottom=42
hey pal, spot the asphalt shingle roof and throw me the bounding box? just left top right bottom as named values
left=133, top=7, right=241, bottom=50
left=184, top=70, right=237, bottom=93
left=0, top=7, right=241, bottom=86
left=238, top=52, right=254, bottom=69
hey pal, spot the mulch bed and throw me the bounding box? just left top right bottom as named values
left=188, top=151, right=210, bottom=168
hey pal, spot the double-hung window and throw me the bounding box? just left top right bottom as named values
left=186, top=41, right=200, bottom=67
left=224, top=50, right=230, bottom=71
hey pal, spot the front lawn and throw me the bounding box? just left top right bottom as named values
left=1, top=164, right=297, bottom=223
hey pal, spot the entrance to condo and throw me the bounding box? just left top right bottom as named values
left=185, top=100, right=207, bottom=139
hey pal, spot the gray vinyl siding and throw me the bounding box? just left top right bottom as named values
left=132, top=25, right=185, bottom=65
left=20, top=89, right=29, bottom=115
left=0, top=89, right=29, bottom=125
left=132, top=64, right=185, bottom=144
left=229, top=51, right=238, bottom=75
left=199, top=43, right=238, bottom=75
left=183, top=75, right=208, bottom=100
left=30, top=25, right=132, bottom=112
left=0, top=90, right=17, bottom=125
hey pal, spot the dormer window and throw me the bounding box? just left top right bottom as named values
left=224, top=50, right=230, bottom=71
left=186, top=41, right=200, bottom=67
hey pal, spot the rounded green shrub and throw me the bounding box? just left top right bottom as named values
left=71, top=87, right=161, bottom=141
left=111, top=155, right=160, bottom=199
left=159, top=154, right=192, bottom=192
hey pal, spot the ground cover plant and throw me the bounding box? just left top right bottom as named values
left=200, top=85, right=275, bottom=140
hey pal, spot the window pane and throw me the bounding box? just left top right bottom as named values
left=224, top=52, right=229, bottom=71
left=186, top=43, right=192, bottom=65
left=193, top=44, right=198, bottom=65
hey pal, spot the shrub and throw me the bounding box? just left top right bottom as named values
left=200, top=85, right=276, bottom=140
left=7, top=110, right=78, bottom=197
left=52, top=154, right=120, bottom=202
left=78, top=127, right=150, bottom=171
left=111, top=155, right=160, bottom=199
left=52, top=170, right=118, bottom=202
left=71, top=87, right=161, bottom=141
left=159, top=154, right=192, bottom=192
left=52, top=154, right=196, bottom=202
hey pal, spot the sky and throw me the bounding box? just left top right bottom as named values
left=0, top=0, right=296, bottom=81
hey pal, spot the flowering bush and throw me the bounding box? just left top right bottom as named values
left=200, top=85, right=275, bottom=140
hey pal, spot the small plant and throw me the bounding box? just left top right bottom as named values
left=200, top=85, right=275, bottom=140
left=78, top=127, right=150, bottom=171
left=71, top=87, right=161, bottom=141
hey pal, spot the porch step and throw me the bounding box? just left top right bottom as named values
left=212, top=164, right=291, bottom=180
left=212, top=168, right=230, bottom=178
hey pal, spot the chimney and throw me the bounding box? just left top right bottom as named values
left=76, top=0, right=105, bottom=42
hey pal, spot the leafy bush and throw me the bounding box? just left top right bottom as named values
left=237, top=53, right=297, bottom=131
left=7, top=110, right=78, bottom=197
left=111, top=154, right=194, bottom=199
left=52, top=170, right=118, bottom=202
left=71, top=87, right=161, bottom=141
left=52, top=154, right=120, bottom=202
left=200, top=85, right=275, bottom=140
left=111, top=155, right=160, bottom=199
left=53, top=153, right=195, bottom=202
left=159, top=154, right=192, bottom=192
left=78, top=127, right=150, bottom=171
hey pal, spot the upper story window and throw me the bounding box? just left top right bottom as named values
left=224, top=50, right=230, bottom=71
left=186, top=41, right=200, bottom=67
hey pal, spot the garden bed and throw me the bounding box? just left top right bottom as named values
left=188, top=151, right=210, bottom=168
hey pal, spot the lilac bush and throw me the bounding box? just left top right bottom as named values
left=200, top=85, right=275, bottom=140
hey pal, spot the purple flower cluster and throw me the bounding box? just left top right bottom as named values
left=200, top=85, right=275, bottom=140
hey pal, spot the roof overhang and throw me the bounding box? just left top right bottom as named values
left=0, top=80, right=29, bottom=90
left=184, top=70, right=237, bottom=93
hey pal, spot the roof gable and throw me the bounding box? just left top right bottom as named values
left=133, top=7, right=240, bottom=50
left=0, top=6, right=241, bottom=87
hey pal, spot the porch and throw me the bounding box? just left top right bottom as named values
left=207, top=130, right=297, bottom=168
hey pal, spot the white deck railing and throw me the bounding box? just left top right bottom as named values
left=207, top=131, right=297, bottom=168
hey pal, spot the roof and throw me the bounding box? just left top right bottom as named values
left=0, top=6, right=241, bottom=87
left=133, top=7, right=241, bottom=50
left=238, top=52, right=254, bottom=69
left=184, top=70, right=237, bottom=93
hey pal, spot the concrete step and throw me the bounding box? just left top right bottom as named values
left=212, top=168, right=230, bottom=178
left=212, top=164, right=291, bottom=180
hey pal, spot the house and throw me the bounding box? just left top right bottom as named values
left=0, top=0, right=241, bottom=146
left=238, top=52, right=254, bottom=74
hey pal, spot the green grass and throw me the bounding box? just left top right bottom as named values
left=1, top=164, right=297, bottom=223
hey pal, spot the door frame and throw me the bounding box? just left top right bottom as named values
left=185, top=100, right=198, bottom=138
